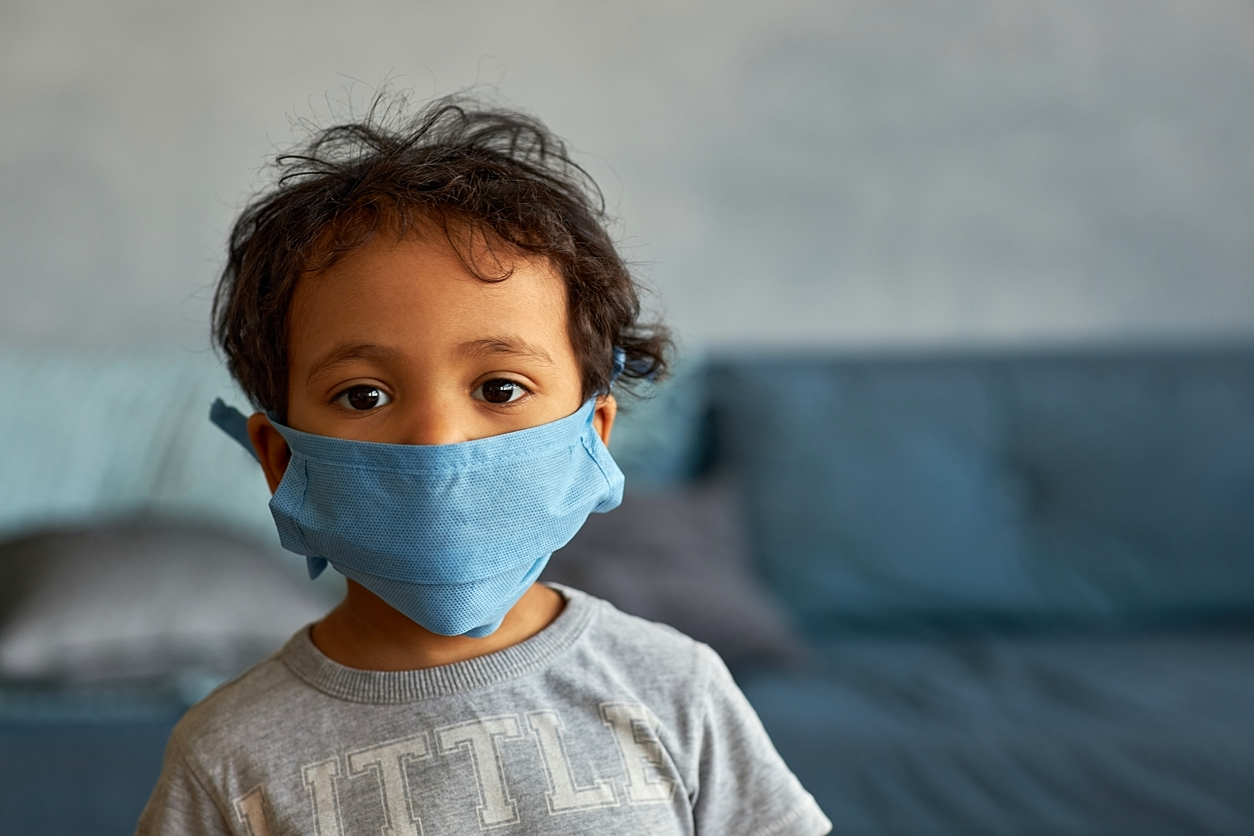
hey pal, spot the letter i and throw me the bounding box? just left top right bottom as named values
left=233, top=785, right=274, bottom=836
left=302, top=758, right=345, bottom=836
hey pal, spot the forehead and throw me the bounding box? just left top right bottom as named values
left=287, top=232, right=573, bottom=369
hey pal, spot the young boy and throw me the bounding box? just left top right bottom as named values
left=138, top=96, right=831, bottom=836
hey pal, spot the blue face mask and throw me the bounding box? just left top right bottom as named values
left=210, top=399, right=623, bottom=637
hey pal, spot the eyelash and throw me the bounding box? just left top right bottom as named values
left=333, top=384, right=392, bottom=412
left=473, top=378, right=532, bottom=405
left=330, top=379, right=533, bottom=412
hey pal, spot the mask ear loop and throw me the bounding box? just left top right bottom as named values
left=209, top=398, right=329, bottom=579
left=610, top=347, right=627, bottom=385
left=209, top=398, right=260, bottom=462
left=608, top=346, right=659, bottom=389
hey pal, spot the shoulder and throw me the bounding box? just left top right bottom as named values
left=166, top=629, right=315, bottom=763
left=139, top=636, right=316, bottom=835
left=556, top=587, right=832, bottom=835
left=556, top=585, right=731, bottom=724
left=559, top=583, right=722, bottom=675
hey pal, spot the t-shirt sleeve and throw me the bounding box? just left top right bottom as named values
left=135, top=743, right=234, bottom=836
left=691, top=648, right=832, bottom=836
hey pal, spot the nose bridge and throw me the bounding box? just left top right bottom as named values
left=399, top=392, right=467, bottom=446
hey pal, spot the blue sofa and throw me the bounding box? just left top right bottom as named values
left=709, top=349, right=1254, bottom=833
left=2, top=346, right=1253, bottom=833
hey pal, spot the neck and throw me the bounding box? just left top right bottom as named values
left=310, top=580, right=565, bottom=671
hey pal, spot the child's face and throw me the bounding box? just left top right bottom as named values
left=248, top=230, right=615, bottom=490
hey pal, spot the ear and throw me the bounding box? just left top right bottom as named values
left=592, top=394, right=617, bottom=448
left=247, top=413, right=291, bottom=495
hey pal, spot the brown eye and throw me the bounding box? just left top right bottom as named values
left=474, top=379, right=528, bottom=404
left=336, top=385, right=391, bottom=411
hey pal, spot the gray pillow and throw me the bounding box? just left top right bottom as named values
left=0, top=524, right=331, bottom=685
left=543, top=479, right=803, bottom=671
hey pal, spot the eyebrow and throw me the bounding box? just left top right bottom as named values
left=455, top=337, right=556, bottom=367
left=305, top=337, right=556, bottom=386
left=305, top=343, right=402, bottom=385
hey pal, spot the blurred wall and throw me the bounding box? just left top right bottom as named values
left=2, top=0, right=1252, bottom=352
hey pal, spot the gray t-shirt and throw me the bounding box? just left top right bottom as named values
left=137, top=585, right=831, bottom=836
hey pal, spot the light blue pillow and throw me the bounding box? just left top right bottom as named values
left=608, top=352, right=708, bottom=491
left=0, top=348, right=276, bottom=548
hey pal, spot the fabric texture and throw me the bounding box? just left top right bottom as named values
left=266, top=400, right=624, bottom=637
left=137, top=586, right=831, bottom=836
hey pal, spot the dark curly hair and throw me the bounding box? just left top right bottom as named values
left=212, top=95, right=670, bottom=421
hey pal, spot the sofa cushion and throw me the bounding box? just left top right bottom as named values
left=1009, top=354, right=1254, bottom=617
left=710, top=351, right=1254, bottom=632
left=606, top=352, right=710, bottom=490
